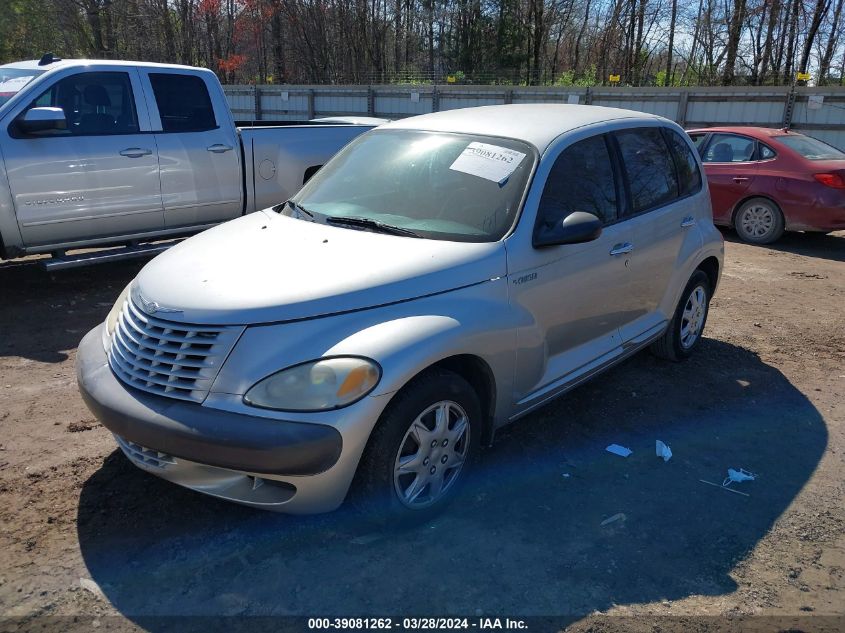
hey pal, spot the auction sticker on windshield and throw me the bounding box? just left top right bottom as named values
left=450, top=142, right=526, bottom=185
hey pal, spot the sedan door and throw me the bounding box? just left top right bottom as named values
left=506, top=133, right=635, bottom=414
left=2, top=69, right=164, bottom=247
left=698, top=133, right=759, bottom=224
left=138, top=69, right=243, bottom=228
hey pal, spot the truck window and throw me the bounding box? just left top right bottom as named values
left=149, top=73, right=217, bottom=133
left=20, top=71, right=139, bottom=136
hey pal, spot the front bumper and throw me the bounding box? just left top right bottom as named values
left=76, top=325, right=367, bottom=512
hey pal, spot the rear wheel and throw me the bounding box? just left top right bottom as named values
left=352, top=369, right=482, bottom=524
left=651, top=270, right=711, bottom=361
left=734, top=197, right=784, bottom=244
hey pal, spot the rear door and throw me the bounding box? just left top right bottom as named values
left=138, top=69, right=243, bottom=228
left=698, top=132, right=759, bottom=223
left=611, top=126, right=705, bottom=343
left=2, top=68, right=164, bottom=247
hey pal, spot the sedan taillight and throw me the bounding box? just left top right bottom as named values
left=813, top=173, right=845, bottom=189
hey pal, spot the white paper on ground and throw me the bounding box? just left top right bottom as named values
left=656, top=440, right=672, bottom=462
left=449, top=142, right=527, bottom=185
left=606, top=444, right=632, bottom=457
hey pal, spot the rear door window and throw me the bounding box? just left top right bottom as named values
left=702, top=133, right=756, bottom=163
left=149, top=73, right=217, bottom=132
left=614, top=128, right=679, bottom=214
left=664, top=128, right=702, bottom=197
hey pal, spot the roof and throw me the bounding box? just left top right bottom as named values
left=381, top=104, right=664, bottom=152
left=686, top=126, right=798, bottom=138
left=0, top=59, right=209, bottom=73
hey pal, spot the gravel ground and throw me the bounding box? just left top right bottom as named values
left=0, top=230, right=843, bottom=633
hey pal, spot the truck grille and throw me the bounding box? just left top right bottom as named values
left=108, top=296, right=243, bottom=402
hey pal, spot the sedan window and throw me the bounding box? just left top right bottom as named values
left=774, top=134, right=845, bottom=160
left=702, top=133, right=755, bottom=163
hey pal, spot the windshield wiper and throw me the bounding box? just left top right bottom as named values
left=325, top=216, right=421, bottom=238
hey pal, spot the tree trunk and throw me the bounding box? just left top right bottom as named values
left=799, top=0, right=831, bottom=73
left=721, top=0, right=746, bottom=85
left=819, top=0, right=844, bottom=83
left=759, top=0, right=780, bottom=84
left=664, top=0, right=677, bottom=85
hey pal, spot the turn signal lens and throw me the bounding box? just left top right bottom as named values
left=813, top=173, right=845, bottom=189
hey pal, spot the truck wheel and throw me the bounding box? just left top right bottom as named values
left=352, top=369, right=481, bottom=524
left=651, top=270, right=711, bottom=362
left=734, top=198, right=785, bottom=244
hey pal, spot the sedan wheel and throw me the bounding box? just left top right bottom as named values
left=735, top=198, right=784, bottom=244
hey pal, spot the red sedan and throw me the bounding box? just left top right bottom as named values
left=687, top=126, right=845, bottom=243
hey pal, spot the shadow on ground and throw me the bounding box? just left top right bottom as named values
left=76, top=338, right=827, bottom=629
left=0, top=260, right=145, bottom=362
left=721, top=229, right=845, bottom=263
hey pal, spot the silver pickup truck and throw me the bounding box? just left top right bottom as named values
left=0, top=55, right=377, bottom=268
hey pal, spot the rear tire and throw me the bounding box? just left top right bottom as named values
left=651, top=270, right=711, bottom=362
left=351, top=369, right=482, bottom=525
left=734, top=197, right=785, bottom=244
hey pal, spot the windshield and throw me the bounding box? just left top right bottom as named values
left=286, top=129, right=536, bottom=242
left=0, top=68, right=44, bottom=109
left=774, top=134, right=845, bottom=161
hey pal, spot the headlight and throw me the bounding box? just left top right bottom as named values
left=244, top=357, right=381, bottom=412
left=106, top=283, right=132, bottom=337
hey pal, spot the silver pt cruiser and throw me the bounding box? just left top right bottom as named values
left=77, top=104, right=724, bottom=519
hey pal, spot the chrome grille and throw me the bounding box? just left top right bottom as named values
left=108, top=296, right=243, bottom=402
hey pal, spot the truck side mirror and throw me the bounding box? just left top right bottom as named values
left=533, top=211, right=603, bottom=247
left=18, top=107, right=67, bottom=134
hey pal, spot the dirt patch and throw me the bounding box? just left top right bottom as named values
left=0, top=231, right=843, bottom=631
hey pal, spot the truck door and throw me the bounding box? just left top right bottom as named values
left=138, top=69, right=243, bottom=228
left=2, top=69, right=164, bottom=247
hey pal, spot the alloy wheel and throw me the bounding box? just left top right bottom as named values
left=393, top=400, right=470, bottom=509
left=680, top=285, right=707, bottom=349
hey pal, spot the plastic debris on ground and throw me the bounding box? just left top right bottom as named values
left=723, top=468, right=757, bottom=487
left=700, top=467, right=758, bottom=497
left=600, top=512, right=627, bottom=527
left=605, top=444, right=632, bottom=457
left=655, top=440, right=673, bottom=462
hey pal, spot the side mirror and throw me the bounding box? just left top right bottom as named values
left=533, top=211, right=603, bottom=247
left=18, top=107, right=67, bottom=134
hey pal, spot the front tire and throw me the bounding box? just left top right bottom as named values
left=734, top=197, right=785, bottom=244
left=651, top=270, right=711, bottom=361
left=351, top=369, right=482, bottom=524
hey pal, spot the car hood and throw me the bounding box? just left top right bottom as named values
left=134, top=210, right=506, bottom=325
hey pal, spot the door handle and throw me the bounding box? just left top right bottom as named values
left=732, top=176, right=749, bottom=183
left=119, top=147, right=152, bottom=158
left=609, top=242, right=634, bottom=256
left=681, top=216, right=696, bottom=227
left=207, top=144, right=234, bottom=153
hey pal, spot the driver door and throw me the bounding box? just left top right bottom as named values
left=3, top=69, right=163, bottom=247
left=506, top=132, right=636, bottom=414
